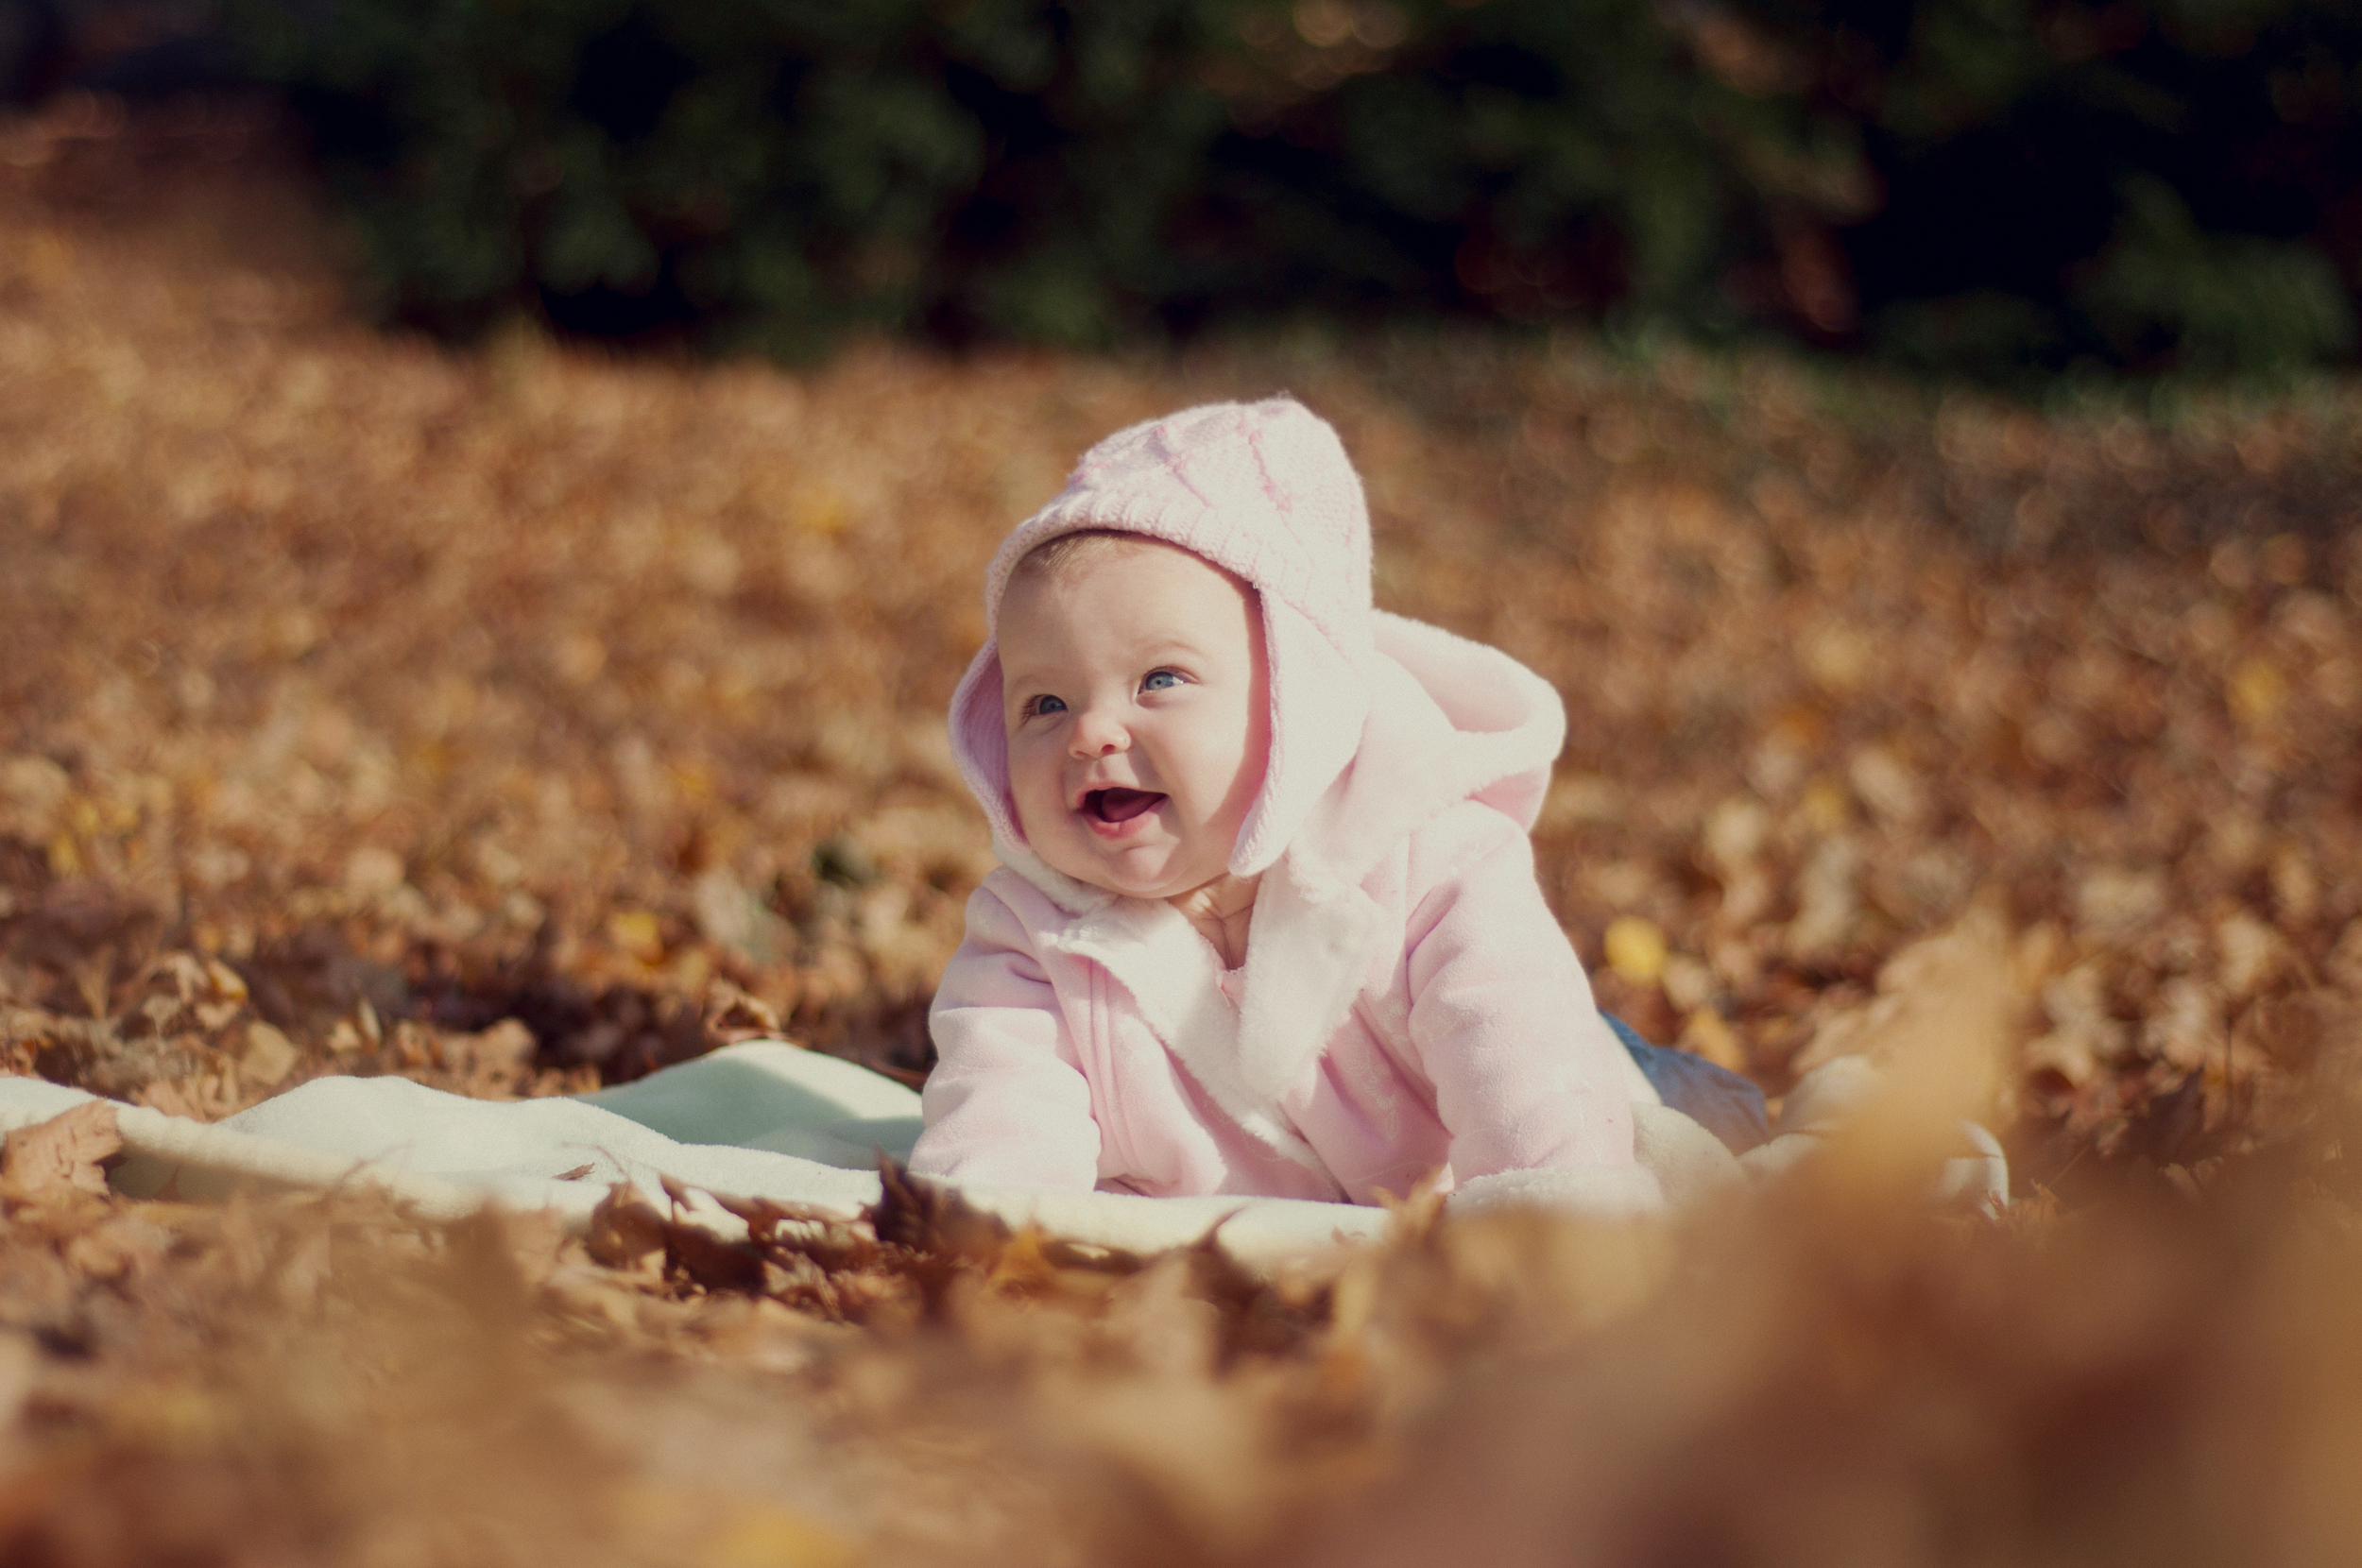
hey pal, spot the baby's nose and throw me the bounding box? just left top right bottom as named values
left=1070, top=707, right=1129, bottom=756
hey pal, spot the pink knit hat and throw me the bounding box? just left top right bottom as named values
left=950, top=398, right=1376, bottom=881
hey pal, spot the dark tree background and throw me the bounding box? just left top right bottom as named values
left=12, top=0, right=2362, bottom=378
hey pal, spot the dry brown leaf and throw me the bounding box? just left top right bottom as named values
left=239, top=1020, right=300, bottom=1087
left=1, top=1100, right=123, bottom=1197
left=585, top=1185, right=670, bottom=1271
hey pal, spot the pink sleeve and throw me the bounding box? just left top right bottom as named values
left=908, top=885, right=1103, bottom=1190
left=1403, top=807, right=1636, bottom=1179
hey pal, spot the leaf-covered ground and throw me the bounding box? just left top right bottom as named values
left=1, top=97, right=2360, bottom=1566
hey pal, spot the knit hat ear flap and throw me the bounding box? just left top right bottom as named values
left=949, top=637, right=1026, bottom=853
left=1226, top=595, right=1368, bottom=878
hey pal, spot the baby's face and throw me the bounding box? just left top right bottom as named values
left=997, top=540, right=1269, bottom=901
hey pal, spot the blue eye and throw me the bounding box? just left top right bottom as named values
left=1027, top=694, right=1067, bottom=717
left=1141, top=670, right=1182, bottom=692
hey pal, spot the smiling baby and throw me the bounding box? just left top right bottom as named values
left=910, top=398, right=1684, bottom=1210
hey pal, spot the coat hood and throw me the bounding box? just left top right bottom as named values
left=950, top=397, right=1377, bottom=882
left=950, top=398, right=1564, bottom=904
left=950, top=394, right=1559, bottom=907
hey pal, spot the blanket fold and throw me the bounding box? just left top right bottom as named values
left=0, top=1040, right=1761, bottom=1270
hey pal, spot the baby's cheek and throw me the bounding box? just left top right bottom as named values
left=1007, top=765, right=1063, bottom=843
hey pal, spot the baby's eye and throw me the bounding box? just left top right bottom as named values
left=1140, top=670, right=1184, bottom=693
left=1024, top=693, right=1068, bottom=718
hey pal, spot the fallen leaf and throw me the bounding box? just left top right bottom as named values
left=2217, top=912, right=2289, bottom=999
left=697, top=1500, right=855, bottom=1568
left=586, top=1185, right=670, bottom=1270
left=240, top=1020, right=300, bottom=1087
left=2, top=1100, right=122, bottom=1196
left=2229, top=656, right=2286, bottom=725
left=1679, top=1009, right=1749, bottom=1073
left=1604, top=916, right=1668, bottom=984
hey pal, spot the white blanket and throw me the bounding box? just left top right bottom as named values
left=0, top=1041, right=1797, bottom=1269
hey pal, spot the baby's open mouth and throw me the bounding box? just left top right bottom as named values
left=1083, top=788, right=1164, bottom=824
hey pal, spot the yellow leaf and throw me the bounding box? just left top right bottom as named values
left=2230, top=657, right=2286, bottom=725
left=1603, top=916, right=1668, bottom=984
left=606, top=909, right=665, bottom=963
left=795, top=489, right=848, bottom=535
left=608, top=1485, right=853, bottom=1568
left=1800, top=776, right=1851, bottom=834
left=699, top=1504, right=854, bottom=1568
left=1679, top=1009, right=1748, bottom=1073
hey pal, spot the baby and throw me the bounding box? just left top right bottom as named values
left=910, top=398, right=1746, bottom=1212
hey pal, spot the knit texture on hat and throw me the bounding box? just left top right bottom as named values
left=950, top=398, right=1377, bottom=882
left=980, top=400, right=1372, bottom=653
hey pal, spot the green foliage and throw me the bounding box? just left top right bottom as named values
left=1795, top=0, right=2362, bottom=380
left=2085, top=175, right=2355, bottom=374
left=232, top=0, right=1827, bottom=351
left=236, top=0, right=2362, bottom=377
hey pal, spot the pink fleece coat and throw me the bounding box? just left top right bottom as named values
left=911, top=611, right=1652, bottom=1204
